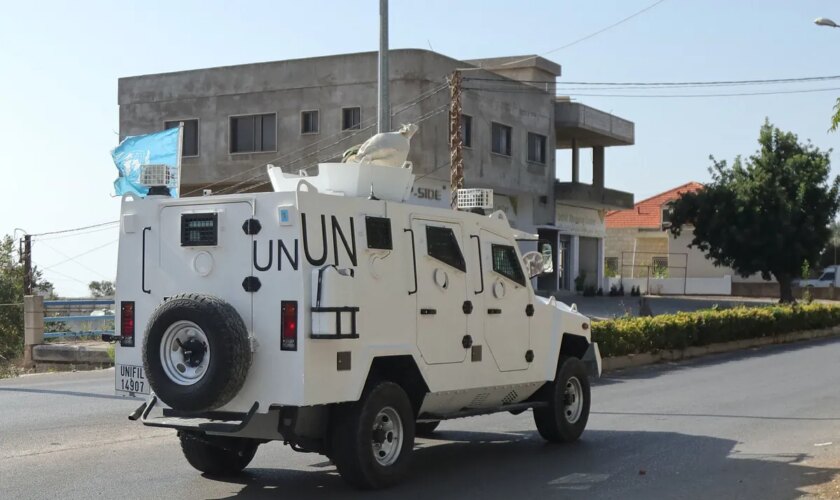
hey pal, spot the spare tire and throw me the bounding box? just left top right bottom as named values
left=143, top=294, right=251, bottom=412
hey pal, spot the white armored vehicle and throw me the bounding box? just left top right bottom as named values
left=112, top=140, right=601, bottom=489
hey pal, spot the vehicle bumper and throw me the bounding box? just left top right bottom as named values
left=583, top=342, right=602, bottom=378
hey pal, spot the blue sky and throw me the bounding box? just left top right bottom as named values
left=1, top=0, right=839, bottom=296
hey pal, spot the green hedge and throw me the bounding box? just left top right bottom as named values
left=591, top=304, right=840, bottom=358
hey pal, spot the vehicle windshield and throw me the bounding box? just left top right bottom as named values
left=819, top=272, right=835, bottom=281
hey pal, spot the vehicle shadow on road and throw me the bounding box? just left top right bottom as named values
left=204, top=429, right=840, bottom=500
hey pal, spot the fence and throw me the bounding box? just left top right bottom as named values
left=23, top=296, right=114, bottom=368
left=43, top=299, right=115, bottom=339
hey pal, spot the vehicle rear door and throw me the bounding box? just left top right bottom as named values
left=411, top=218, right=468, bottom=364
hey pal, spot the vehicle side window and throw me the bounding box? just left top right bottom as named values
left=822, top=272, right=835, bottom=281
left=491, top=244, right=526, bottom=286
left=425, top=225, right=466, bottom=272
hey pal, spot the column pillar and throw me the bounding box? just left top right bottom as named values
left=593, top=146, right=605, bottom=188
left=597, top=237, right=605, bottom=291
left=570, top=235, right=580, bottom=291
left=571, top=138, right=579, bottom=183
left=23, top=295, right=44, bottom=369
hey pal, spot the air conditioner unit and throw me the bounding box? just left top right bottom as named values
left=456, top=188, right=494, bottom=210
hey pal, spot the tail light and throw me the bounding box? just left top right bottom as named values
left=281, top=301, right=298, bottom=351
left=120, top=301, right=135, bottom=347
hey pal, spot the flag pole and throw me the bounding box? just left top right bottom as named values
left=176, top=122, right=184, bottom=197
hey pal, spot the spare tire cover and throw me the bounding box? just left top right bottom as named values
left=143, top=294, right=251, bottom=412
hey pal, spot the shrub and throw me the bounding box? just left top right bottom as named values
left=591, top=304, right=840, bottom=358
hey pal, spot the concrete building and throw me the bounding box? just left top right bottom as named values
left=117, top=49, right=634, bottom=294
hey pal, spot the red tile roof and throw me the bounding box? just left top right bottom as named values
left=606, top=181, right=704, bottom=229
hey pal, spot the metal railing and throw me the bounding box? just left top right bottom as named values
left=43, top=299, right=115, bottom=339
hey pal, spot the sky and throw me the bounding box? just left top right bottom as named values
left=1, top=0, right=839, bottom=296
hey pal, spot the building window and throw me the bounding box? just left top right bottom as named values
left=462, top=114, right=472, bottom=148
left=342, top=107, right=361, bottom=130
left=425, top=225, right=466, bottom=272
left=491, top=244, right=525, bottom=286
left=230, top=113, right=276, bottom=153
left=301, top=110, right=319, bottom=135
left=527, top=132, right=546, bottom=164
left=164, top=119, right=199, bottom=157
left=491, top=122, right=512, bottom=156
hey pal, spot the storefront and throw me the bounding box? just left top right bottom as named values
left=537, top=203, right=606, bottom=293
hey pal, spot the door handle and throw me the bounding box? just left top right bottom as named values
left=487, top=308, right=502, bottom=315
left=420, top=308, right=437, bottom=315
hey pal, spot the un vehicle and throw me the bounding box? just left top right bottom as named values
left=112, top=156, right=601, bottom=489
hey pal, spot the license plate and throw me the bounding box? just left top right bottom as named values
left=116, top=364, right=149, bottom=395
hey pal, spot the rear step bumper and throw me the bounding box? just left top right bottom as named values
left=130, top=395, right=259, bottom=434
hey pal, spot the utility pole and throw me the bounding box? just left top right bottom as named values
left=21, top=234, right=32, bottom=295
left=449, top=70, right=464, bottom=209
left=377, top=0, right=390, bottom=133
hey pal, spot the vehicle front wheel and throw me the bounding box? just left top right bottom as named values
left=533, top=355, right=591, bottom=443
left=330, top=381, right=415, bottom=489
left=179, top=432, right=259, bottom=476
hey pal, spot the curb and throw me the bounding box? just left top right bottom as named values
left=602, top=325, right=840, bottom=372
left=32, top=343, right=113, bottom=367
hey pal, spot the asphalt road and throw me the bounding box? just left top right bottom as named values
left=3, top=339, right=840, bottom=499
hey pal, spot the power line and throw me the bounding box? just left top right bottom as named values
left=36, top=240, right=112, bottom=279
left=39, top=239, right=118, bottom=272
left=228, top=104, right=451, bottom=195
left=31, top=220, right=118, bottom=238
left=465, top=74, right=840, bottom=87
left=462, top=85, right=840, bottom=98
left=34, top=224, right=120, bottom=242
left=185, top=82, right=450, bottom=197
left=560, top=87, right=840, bottom=98
left=497, top=0, right=668, bottom=68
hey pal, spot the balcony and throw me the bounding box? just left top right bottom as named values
left=555, top=181, right=634, bottom=210
left=555, top=100, right=634, bottom=148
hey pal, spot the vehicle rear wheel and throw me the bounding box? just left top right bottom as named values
left=179, top=432, right=259, bottom=476
left=330, top=381, right=415, bottom=489
left=143, top=294, right=251, bottom=412
left=415, top=421, right=440, bottom=436
left=533, top=355, right=591, bottom=443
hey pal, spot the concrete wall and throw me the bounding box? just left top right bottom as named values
left=605, top=276, right=732, bottom=295
left=118, top=49, right=557, bottom=228
left=605, top=228, right=668, bottom=276
left=579, top=236, right=600, bottom=287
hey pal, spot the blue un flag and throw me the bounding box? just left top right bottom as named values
left=112, top=127, right=181, bottom=197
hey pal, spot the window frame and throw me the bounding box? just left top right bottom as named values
left=164, top=118, right=200, bottom=158
left=491, top=243, right=526, bottom=286
left=491, top=122, right=512, bottom=157
left=228, top=112, right=278, bottom=155
left=341, top=106, right=362, bottom=131
left=527, top=132, right=547, bottom=164
left=425, top=225, right=466, bottom=272
left=462, top=114, right=473, bottom=149
left=300, top=109, right=320, bottom=135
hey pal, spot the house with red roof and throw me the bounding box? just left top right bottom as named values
left=604, top=182, right=738, bottom=294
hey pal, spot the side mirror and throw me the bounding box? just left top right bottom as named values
left=522, top=251, right=551, bottom=279
left=539, top=241, right=554, bottom=274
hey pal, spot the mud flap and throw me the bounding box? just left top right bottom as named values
left=583, top=342, right=602, bottom=378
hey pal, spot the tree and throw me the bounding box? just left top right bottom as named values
left=669, top=120, right=840, bottom=303
left=88, top=280, right=115, bottom=298
left=831, top=98, right=840, bottom=133
left=0, top=235, right=51, bottom=360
